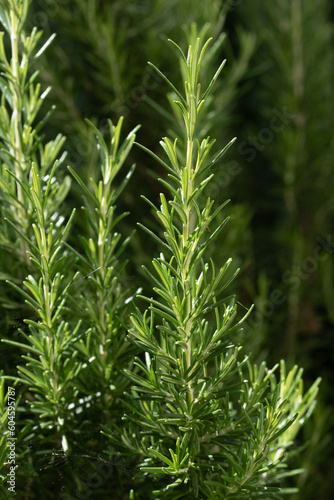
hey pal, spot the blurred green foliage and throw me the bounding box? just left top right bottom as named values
left=0, top=0, right=333, bottom=498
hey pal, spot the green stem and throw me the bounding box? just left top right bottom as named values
left=284, top=0, right=306, bottom=356
left=10, top=8, right=29, bottom=264
left=97, top=186, right=110, bottom=357
left=183, top=134, right=196, bottom=403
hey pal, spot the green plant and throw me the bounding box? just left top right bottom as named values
left=0, top=0, right=78, bottom=456
left=66, top=116, right=140, bottom=418
left=235, top=1, right=334, bottom=497
left=103, top=26, right=320, bottom=499
left=0, top=1, right=322, bottom=499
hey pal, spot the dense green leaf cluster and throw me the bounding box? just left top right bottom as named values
left=100, top=30, right=319, bottom=500
left=0, top=1, right=325, bottom=499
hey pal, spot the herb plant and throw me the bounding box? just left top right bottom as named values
left=103, top=25, right=320, bottom=500
left=0, top=0, right=77, bottom=459
left=0, top=1, right=321, bottom=499
left=235, top=3, right=334, bottom=496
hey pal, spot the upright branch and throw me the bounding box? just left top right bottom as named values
left=0, top=0, right=79, bottom=454
left=0, top=0, right=65, bottom=271
left=67, top=117, right=140, bottom=412
left=103, top=27, right=321, bottom=500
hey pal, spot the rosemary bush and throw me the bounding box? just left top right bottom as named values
left=235, top=1, right=334, bottom=497
left=0, top=1, right=322, bottom=499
